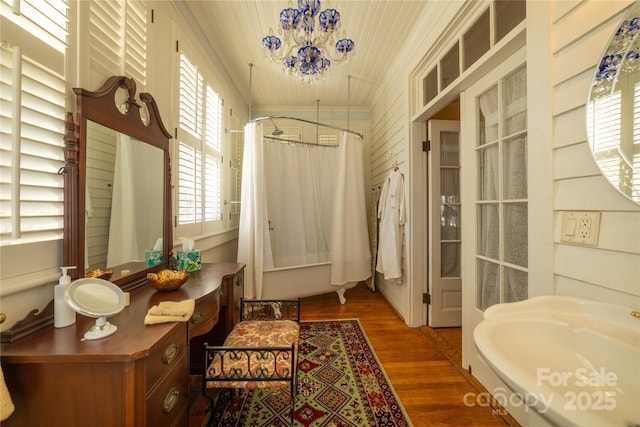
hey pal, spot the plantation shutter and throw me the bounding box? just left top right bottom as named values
left=204, top=86, right=222, bottom=222
left=228, top=114, right=243, bottom=224
left=0, top=0, right=68, bottom=244
left=178, top=53, right=203, bottom=226
left=88, top=0, right=147, bottom=89
left=176, top=49, right=223, bottom=236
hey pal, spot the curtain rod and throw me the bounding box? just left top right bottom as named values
left=263, top=135, right=337, bottom=147
left=252, top=115, right=363, bottom=139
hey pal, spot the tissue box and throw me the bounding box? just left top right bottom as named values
left=176, top=250, right=201, bottom=272
left=145, top=250, right=163, bottom=267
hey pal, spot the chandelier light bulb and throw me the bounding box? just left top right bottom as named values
left=262, top=0, right=355, bottom=83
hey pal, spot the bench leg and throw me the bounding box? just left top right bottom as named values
left=290, top=386, right=295, bottom=426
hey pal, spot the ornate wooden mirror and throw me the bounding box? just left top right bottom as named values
left=63, top=76, right=173, bottom=290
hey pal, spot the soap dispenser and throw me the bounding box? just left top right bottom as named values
left=55, top=266, right=76, bottom=328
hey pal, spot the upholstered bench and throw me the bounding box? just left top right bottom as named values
left=203, top=298, right=300, bottom=425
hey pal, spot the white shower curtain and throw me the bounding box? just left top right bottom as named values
left=264, top=140, right=336, bottom=267
left=107, top=133, right=139, bottom=267
left=237, top=126, right=371, bottom=296
left=237, top=122, right=274, bottom=298
left=330, top=132, right=371, bottom=285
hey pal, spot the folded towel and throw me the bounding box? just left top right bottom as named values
left=0, top=365, right=14, bottom=421
left=144, top=299, right=195, bottom=325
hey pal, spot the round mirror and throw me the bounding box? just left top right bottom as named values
left=65, top=278, right=126, bottom=340
left=586, top=3, right=640, bottom=205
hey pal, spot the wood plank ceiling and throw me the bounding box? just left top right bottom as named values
left=180, top=1, right=428, bottom=111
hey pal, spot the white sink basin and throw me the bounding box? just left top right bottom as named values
left=473, top=296, right=640, bottom=427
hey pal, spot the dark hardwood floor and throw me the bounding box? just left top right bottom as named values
left=190, top=283, right=519, bottom=426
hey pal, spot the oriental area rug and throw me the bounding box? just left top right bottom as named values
left=208, top=319, right=412, bottom=426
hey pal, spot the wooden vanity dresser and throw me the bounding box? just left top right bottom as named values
left=0, top=262, right=244, bottom=427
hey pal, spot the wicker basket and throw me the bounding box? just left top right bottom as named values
left=147, top=269, right=189, bottom=291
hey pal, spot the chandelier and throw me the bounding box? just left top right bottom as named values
left=262, top=0, right=355, bottom=83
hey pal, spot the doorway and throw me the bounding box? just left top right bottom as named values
left=427, top=119, right=462, bottom=328
left=420, top=97, right=462, bottom=328
left=419, top=100, right=463, bottom=362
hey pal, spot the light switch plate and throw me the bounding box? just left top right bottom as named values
left=561, top=211, right=601, bottom=246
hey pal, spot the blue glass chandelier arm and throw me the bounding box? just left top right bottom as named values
left=301, top=14, right=314, bottom=34
left=319, top=9, right=340, bottom=32
left=336, top=38, right=354, bottom=53
left=262, top=35, right=282, bottom=51
left=283, top=56, right=298, bottom=69
left=298, top=0, right=321, bottom=18
left=297, top=43, right=320, bottom=63
left=280, top=8, right=301, bottom=31
left=320, top=37, right=355, bottom=62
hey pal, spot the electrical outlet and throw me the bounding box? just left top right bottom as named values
left=578, top=217, right=592, bottom=239
left=561, top=211, right=601, bottom=246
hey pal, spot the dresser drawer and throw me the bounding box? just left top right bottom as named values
left=145, top=325, right=188, bottom=392
left=146, top=352, right=189, bottom=427
left=189, top=290, right=220, bottom=337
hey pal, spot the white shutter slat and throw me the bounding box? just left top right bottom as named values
left=205, top=85, right=221, bottom=151
left=204, top=155, right=221, bottom=221
left=125, top=0, right=146, bottom=86
left=178, top=142, right=203, bottom=224
left=22, top=0, right=68, bottom=43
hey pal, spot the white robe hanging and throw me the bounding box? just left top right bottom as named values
left=375, top=169, right=405, bottom=283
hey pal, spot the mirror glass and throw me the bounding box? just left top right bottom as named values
left=85, top=121, right=164, bottom=273
left=65, top=277, right=126, bottom=340
left=587, top=2, right=640, bottom=204
left=65, top=278, right=125, bottom=317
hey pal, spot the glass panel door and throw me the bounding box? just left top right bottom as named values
left=428, top=120, right=462, bottom=327
left=476, top=65, right=528, bottom=311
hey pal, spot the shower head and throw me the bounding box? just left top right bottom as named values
left=268, top=118, right=284, bottom=136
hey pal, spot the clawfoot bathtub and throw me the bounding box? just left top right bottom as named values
left=260, top=262, right=358, bottom=304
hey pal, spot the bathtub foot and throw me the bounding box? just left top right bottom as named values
left=336, top=288, right=347, bottom=304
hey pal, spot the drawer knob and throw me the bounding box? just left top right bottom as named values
left=191, top=310, right=203, bottom=323
left=163, top=342, right=179, bottom=364
left=163, top=387, right=180, bottom=414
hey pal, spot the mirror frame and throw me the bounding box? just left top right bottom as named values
left=63, top=76, right=173, bottom=290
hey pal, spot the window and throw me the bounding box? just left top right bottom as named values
left=463, top=8, right=490, bottom=71
left=423, top=67, right=438, bottom=107
left=176, top=50, right=223, bottom=236
left=418, top=1, right=525, bottom=109
left=440, top=42, right=460, bottom=91
left=495, top=0, right=526, bottom=43
left=0, top=0, right=69, bottom=245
